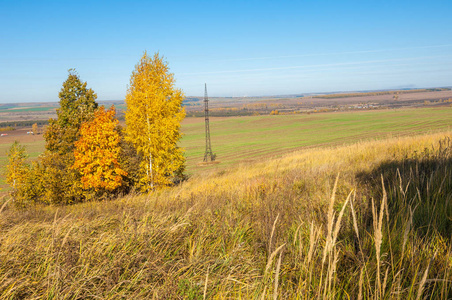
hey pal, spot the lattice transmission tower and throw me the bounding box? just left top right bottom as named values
left=203, top=83, right=215, bottom=162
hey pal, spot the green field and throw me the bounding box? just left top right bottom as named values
left=0, top=107, right=55, bottom=113
left=183, top=107, right=452, bottom=173
left=1, top=107, right=451, bottom=191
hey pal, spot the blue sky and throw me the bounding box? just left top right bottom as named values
left=1, top=0, right=451, bottom=103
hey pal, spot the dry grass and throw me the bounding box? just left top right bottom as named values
left=1, top=131, right=451, bottom=299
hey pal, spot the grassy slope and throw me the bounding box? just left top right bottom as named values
left=0, top=132, right=451, bottom=298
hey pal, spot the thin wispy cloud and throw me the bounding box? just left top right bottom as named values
left=197, top=61, right=452, bottom=82
left=213, top=44, right=452, bottom=62
left=179, top=55, right=451, bottom=76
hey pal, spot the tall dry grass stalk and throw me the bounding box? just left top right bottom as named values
left=372, top=175, right=387, bottom=299
left=203, top=267, right=209, bottom=300
left=416, top=251, right=437, bottom=300
left=274, top=251, right=283, bottom=300
left=0, top=198, right=10, bottom=214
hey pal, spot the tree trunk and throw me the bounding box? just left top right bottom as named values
left=149, top=152, right=154, bottom=190
left=146, top=111, right=154, bottom=190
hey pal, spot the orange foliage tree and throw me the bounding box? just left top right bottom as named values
left=72, top=106, right=127, bottom=191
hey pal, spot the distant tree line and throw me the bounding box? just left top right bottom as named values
left=0, top=120, right=49, bottom=128
left=189, top=109, right=254, bottom=118
left=182, top=97, right=201, bottom=106
left=313, top=88, right=450, bottom=99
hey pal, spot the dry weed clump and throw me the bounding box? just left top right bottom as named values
left=0, top=131, right=451, bottom=299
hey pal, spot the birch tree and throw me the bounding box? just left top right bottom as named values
left=124, top=52, right=185, bottom=190
left=6, top=141, right=29, bottom=191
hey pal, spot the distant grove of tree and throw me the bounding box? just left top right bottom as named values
left=313, top=88, right=450, bottom=99
left=182, top=97, right=201, bottom=106
left=189, top=109, right=254, bottom=117
left=0, top=120, right=49, bottom=128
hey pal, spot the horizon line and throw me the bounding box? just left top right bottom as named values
left=1, top=85, right=451, bottom=105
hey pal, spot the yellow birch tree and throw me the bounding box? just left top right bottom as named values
left=6, top=141, right=29, bottom=192
left=124, top=52, right=185, bottom=190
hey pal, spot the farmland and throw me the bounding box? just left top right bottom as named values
left=0, top=103, right=58, bottom=123
left=1, top=106, right=451, bottom=192
left=183, top=107, right=452, bottom=173
left=184, top=88, right=452, bottom=116
left=1, top=88, right=452, bottom=123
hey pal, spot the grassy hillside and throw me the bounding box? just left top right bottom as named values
left=1, top=132, right=451, bottom=298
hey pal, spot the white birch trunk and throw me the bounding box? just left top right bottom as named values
left=146, top=111, right=154, bottom=190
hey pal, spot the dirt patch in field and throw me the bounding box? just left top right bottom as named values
left=182, top=117, right=231, bottom=125
left=0, top=128, right=44, bottom=145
